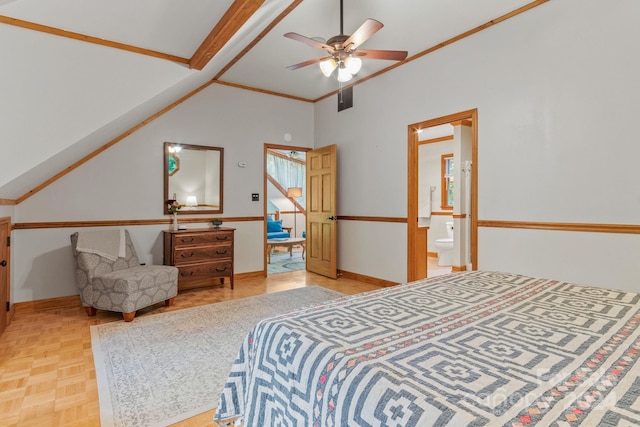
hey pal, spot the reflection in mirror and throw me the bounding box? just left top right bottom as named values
left=168, top=150, right=180, bottom=176
left=164, top=142, right=223, bottom=215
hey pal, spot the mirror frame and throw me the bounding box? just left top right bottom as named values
left=164, top=142, right=224, bottom=215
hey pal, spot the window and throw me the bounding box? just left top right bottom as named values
left=441, top=154, right=454, bottom=210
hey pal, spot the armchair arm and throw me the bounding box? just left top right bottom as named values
left=283, top=227, right=292, bottom=234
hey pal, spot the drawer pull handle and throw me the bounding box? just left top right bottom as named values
left=215, top=267, right=228, bottom=272
left=180, top=252, right=194, bottom=258
left=216, top=236, right=228, bottom=241
left=216, top=250, right=228, bottom=255
left=180, top=271, right=194, bottom=277
left=180, top=237, right=195, bottom=243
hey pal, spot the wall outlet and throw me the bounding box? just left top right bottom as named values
left=252, top=193, right=259, bottom=201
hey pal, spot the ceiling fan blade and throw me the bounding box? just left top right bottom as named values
left=353, top=49, right=408, bottom=61
left=343, top=19, right=383, bottom=51
left=284, top=32, right=331, bottom=51
left=286, top=56, right=329, bottom=70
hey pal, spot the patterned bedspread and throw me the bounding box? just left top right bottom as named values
left=214, top=271, right=640, bottom=426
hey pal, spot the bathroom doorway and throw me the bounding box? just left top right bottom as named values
left=407, top=109, right=478, bottom=281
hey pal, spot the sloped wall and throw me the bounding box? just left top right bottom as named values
left=11, top=84, right=314, bottom=303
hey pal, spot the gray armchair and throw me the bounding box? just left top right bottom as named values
left=70, top=230, right=178, bottom=322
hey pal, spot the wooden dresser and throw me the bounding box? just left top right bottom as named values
left=163, top=228, right=235, bottom=290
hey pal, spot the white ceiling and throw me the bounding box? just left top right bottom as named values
left=0, top=0, right=540, bottom=197
left=0, top=0, right=538, bottom=99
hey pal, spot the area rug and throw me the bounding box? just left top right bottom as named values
left=90, top=286, right=345, bottom=427
left=267, top=249, right=306, bottom=275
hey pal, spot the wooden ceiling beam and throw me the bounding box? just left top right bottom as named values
left=189, top=0, right=265, bottom=70
left=214, top=0, right=302, bottom=80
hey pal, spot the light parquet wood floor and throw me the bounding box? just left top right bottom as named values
left=0, top=270, right=384, bottom=427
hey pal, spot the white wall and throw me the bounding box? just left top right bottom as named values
left=9, top=0, right=640, bottom=302
left=0, top=206, right=14, bottom=219
left=0, top=22, right=196, bottom=189
left=11, top=84, right=314, bottom=303
left=314, top=0, right=640, bottom=292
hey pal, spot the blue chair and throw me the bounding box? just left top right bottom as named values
left=267, top=216, right=291, bottom=239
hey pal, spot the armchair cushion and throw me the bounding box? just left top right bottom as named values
left=267, top=231, right=291, bottom=239
left=92, top=265, right=177, bottom=314
left=267, top=219, right=283, bottom=233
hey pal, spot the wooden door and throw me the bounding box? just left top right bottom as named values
left=0, top=218, right=9, bottom=335
left=306, top=145, right=337, bottom=278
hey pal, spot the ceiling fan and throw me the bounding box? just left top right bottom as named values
left=284, top=0, right=408, bottom=82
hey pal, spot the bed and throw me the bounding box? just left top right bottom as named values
left=214, top=271, right=640, bottom=426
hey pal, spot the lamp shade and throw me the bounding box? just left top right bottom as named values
left=287, top=187, right=302, bottom=198
left=185, top=195, right=198, bottom=207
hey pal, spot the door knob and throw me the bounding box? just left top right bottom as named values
left=0, top=260, right=6, bottom=267
left=327, top=216, right=338, bottom=221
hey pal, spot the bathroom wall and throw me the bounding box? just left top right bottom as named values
left=418, top=121, right=472, bottom=260
left=418, top=140, right=453, bottom=252
left=452, top=124, right=472, bottom=269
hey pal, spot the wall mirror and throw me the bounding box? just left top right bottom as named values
left=164, top=142, right=224, bottom=214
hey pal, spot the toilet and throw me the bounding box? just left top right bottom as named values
left=435, top=221, right=454, bottom=266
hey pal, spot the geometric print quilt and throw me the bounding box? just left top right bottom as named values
left=214, top=271, right=640, bottom=426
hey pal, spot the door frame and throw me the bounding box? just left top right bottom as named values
left=263, top=143, right=311, bottom=276
left=407, top=109, right=478, bottom=281
left=0, top=217, right=11, bottom=333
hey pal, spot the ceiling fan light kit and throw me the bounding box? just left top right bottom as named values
left=319, top=58, right=337, bottom=77
left=319, top=54, right=361, bottom=81
left=337, top=64, right=353, bottom=82
left=345, top=56, right=362, bottom=74
left=284, top=0, right=407, bottom=85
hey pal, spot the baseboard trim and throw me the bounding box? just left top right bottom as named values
left=14, top=295, right=82, bottom=315
left=11, top=272, right=269, bottom=314
left=6, top=305, right=15, bottom=325
left=338, top=270, right=398, bottom=288
left=451, top=265, right=467, bottom=272
left=235, top=271, right=265, bottom=280
left=11, top=270, right=395, bottom=314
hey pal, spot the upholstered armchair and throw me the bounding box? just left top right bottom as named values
left=70, top=230, right=178, bottom=322
left=266, top=216, right=291, bottom=239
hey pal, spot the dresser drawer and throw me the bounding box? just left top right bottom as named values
left=173, top=231, right=233, bottom=247
left=164, top=228, right=235, bottom=290
left=174, top=244, right=232, bottom=265
left=177, top=261, right=233, bottom=284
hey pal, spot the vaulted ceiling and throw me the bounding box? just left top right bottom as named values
left=0, top=0, right=543, bottom=201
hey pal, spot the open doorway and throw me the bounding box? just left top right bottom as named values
left=264, top=144, right=310, bottom=275
left=407, top=110, right=478, bottom=281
